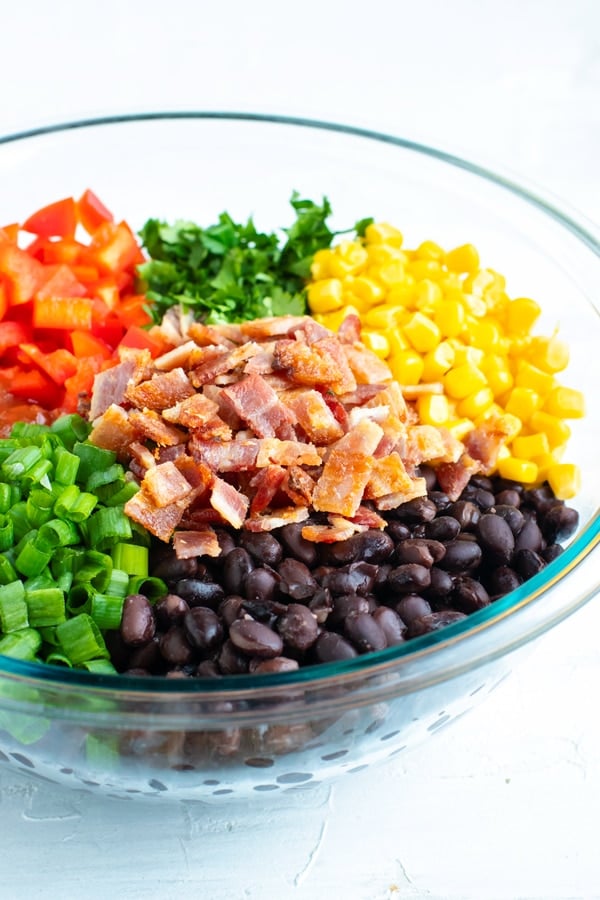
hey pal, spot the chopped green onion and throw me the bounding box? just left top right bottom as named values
left=87, top=507, right=132, bottom=550
left=56, top=614, right=109, bottom=664
left=72, top=551, right=113, bottom=592
left=0, top=628, right=42, bottom=660
left=53, top=484, right=98, bottom=522
left=0, top=514, right=14, bottom=551
left=8, top=502, right=31, bottom=542
left=127, top=575, right=167, bottom=602
left=86, top=464, right=125, bottom=494
left=9, top=422, right=48, bottom=441
left=15, top=536, right=53, bottom=578
left=56, top=571, right=73, bottom=593
left=0, top=555, right=18, bottom=585
left=104, top=567, right=130, bottom=598
left=45, top=651, right=73, bottom=667
left=66, top=584, right=93, bottom=616
left=0, top=483, right=19, bottom=513
left=1, top=446, right=43, bottom=479
left=89, top=593, right=124, bottom=630
left=25, top=489, right=55, bottom=528
left=104, top=481, right=140, bottom=507
left=25, top=588, right=66, bottom=627
left=22, top=457, right=54, bottom=487
left=72, top=442, right=116, bottom=481
left=38, top=518, right=80, bottom=548
left=53, top=446, right=80, bottom=486
left=81, top=659, right=118, bottom=675
left=38, top=625, right=60, bottom=646
left=0, top=580, right=28, bottom=632
left=111, top=543, right=149, bottom=577
left=50, top=414, right=90, bottom=450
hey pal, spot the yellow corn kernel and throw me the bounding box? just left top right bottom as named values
left=386, top=329, right=410, bottom=356
left=388, top=350, right=424, bottom=385
left=341, top=292, right=373, bottom=314
left=413, top=279, right=443, bottom=312
left=415, top=240, right=445, bottom=261
left=543, top=386, right=586, bottom=419
left=361, top=330, right=390, bottom=359
left=506, top=297, right=541, bottom=334
left=529, top=410, right=571, bottom=449
left=363, top=304, right=407, bottom=329
left=386, top=280, right=416, bottom=308
left=449, top=342, right=485, bottom=368
left=328, top=253, right=364, bottom=279
left=504, top=387, right=541, bottom=422
left=546, top=462, right=581, bottom=501
left=457, top=387, right=495, bottom=419
left=481, top=355, right=514, bottom=398
left=535, top=448, right=566, bottom=479
left=511, top=432, right=550, bottom=459
left=515, top=362, right=555, bottom=397
left=460, top=293, right=488, bottom=318
left=445, top=243, right=480, bottom=274
left=444, top=362, right=487, bottom=400
left=366, top=244, right=404, bottom=266
left=446, top=418, right=476, bottom=440
left=307, top=278, right=344, bottom=314
left=322, top=304, right=362, bottom=332
left=463, top=269, right=496, bottom=296
left=466, top=318, right=502, bottom=351
left=438, top=273, right=464, bottom=293
left=337, top=240, right=368, bottom=270
left=434, top=297, right=466, bottom=338
left=421, top=341, right=456, bottom=380
left=375, top=261, right=407, bottom=288
left=526, top=335, right=570, bottom=373
left=406, top=259, right=442, bottom=282
left=351, top=276, right=385, bottom=306
left=403, top=312, right=441, bottom=353
left=497, top=457, right=539, bottom=484
left=496, top=444, right=511, bottom=462
left=417, top=393, right=450, bottom=426
left=310, top=248, right=335, bottom=280
left=365, top=222, right=403, bottom=247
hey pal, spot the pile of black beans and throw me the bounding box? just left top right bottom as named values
left=107, top=469, right=579, bottom=678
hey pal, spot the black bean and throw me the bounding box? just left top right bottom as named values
left=308, top=588, right=333, bottom=624
left=173, top=578, right=225, bottom=610
left=321, top=561, right=377, bottom=596
left=239, top=532, right=283, bottom=567
left=452, top=575, right=490, bottom=612
left=385, top=521, right=412, bottom=543
left=351, top=530, right=395, bottom=564
left=372, top=606, right=406, bottom=645
left=394, top=594, right=432, bottom=624
left=418, top=464, right=438, bottom=491
left=470, top=475, right=494, bottom=492
left=318, top=539, right=356, bottom=566
left=540, top=504, right=579, bottom=544
left=409, top=610, right=468, bottom=636
left=121, top=594, right=155, bottom=646
left=492, top=477, right=524, bottom=495
left=218, top=639, right=250, bottom=674
left=278, top=558, right=318, bottom=600
left=152, top=554, right=198, bottom=581
left=393, top=538, right=445, bottom=567
left=344, top=613, right=387, bottom=653
left=196, top=660, right=221, bottom=677
left=486, top=566, right=522, bottom=596
left=461, top=486, right=496, bottom=510
left=229, top=618, right=284, bottom=658
left=219, top=595, right=245, bottom=627
left=222, top=548, right=255, bottom=595
left=184, top=607, right=224, bottom=652
left=245, top=567, right=279, bottom=604
left=514, top=519, right=543, bottom=554
left=276, top=604, right=319, bottom=651
left=495, top=489, right=521, bottom=508
left=373, top=563, right=392, bottom=594
left=214, top=529, right=237, bottom=560
left=313, top=632, right=358, bottom=663
left=543, top=544, right=564, bottom=563
left=427, top=490, right=451, bottom=512
left=493, top=505, right=526, bottom=536
left=241, top=597, right=286, bottom=625
left=475, top=514, right=515, bottom=565
left=423, top=566, right=454, bottom=600
left=425, top=516, right=461, bottom=542
left=159, top=626, right=194, bottom=666
left=279, top=523, right=318, bottom=568
left=155, top=593, right=190, bottom=629
left=103, top=630, right=131, bottom=672
left=523, top=484, right=559, bottom=514
left=395, top=497, right=438, bottom=523
left=437, top=540, right=482, bottom=571
left=387, top=563, right=431, bottom=594
left=514, top=549, right=546, bottom=580
left=128, top=636, right=162, bottom=672
left=446, top=500, right=481, bottom=531
left=329, top=593, right=370, bottom=626
left=250, top=657, right=300, bottom=674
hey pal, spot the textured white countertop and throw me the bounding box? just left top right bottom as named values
left=2, top=1, right=599, bottom=898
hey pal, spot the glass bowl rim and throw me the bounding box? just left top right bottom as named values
left=0, top=110, right=598, bottom=698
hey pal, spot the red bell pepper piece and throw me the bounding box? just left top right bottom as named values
left=33, top=296, right=93, bottom=330
left=36, top=264, right=87, bottom=300
left=11, top=368, right=61, bottom=406
left=22, top=197, right=77, bottom=240
left=70, top=330, right=113, bottom=361
left=118, top=325, right=166, bottom=358
left=90, top=221, right=145, bottom=274
left=77, top=189, right=114, bottom=235
left=0, top=243, right=46, bottom=305
left=19, top=343, right=78, bottom=384
left=0, top=320, right=31, bottom=355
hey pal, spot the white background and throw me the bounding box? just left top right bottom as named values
left=1, top=1, right=599, bottom=898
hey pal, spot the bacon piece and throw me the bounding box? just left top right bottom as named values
left=129, top=410, right=186, bottom=446
left=89, top=357, right=138, bottom=420
left=244, top=506, right=309, bottom=532
left=348, top=404, right=390, bottom=427
left=190, top=436, right=260, bottom=472
left=124, top=489, right=188, bottom=542
left=312, top=419, right=383, bottom=517
left=244, top=347, right=276, bottom=376
left=349, top=506, right=387, bottom=529
left=281, top=466, right=315, bottom=506
left=435, top=457, right=479, bottom=501
left=153, top=340, right=198, bottom=372
left=302, top=516, right=368, bottom=543
left=187, top=321, right=240, bottom=348
left=366, top=381, right=408, bottom=421
left=89, top=404, right=136, bottom=456
left=364, top=453, right=416, bottom=499
left=403, top=425, right=459, bottom=471
left=282, top=389, right=344, bottom=444
left=240, top=315, right=309, bottom=339
left=173, top=454, right=214, bottom=493
left=173, top=527, right=221, bottom=559
left=373, top=477, right=428, bottom=510
left=273, top=337, right=356, bottom=395
left=163, top=393, right=232, bottom=439
left=249, top=466, right=287, bottom=515
left=141, top=461, right=193, bottom=508
left=292, top=318, right=331, bottom=344
left=255, top=438, right=321, bottom=468
left=221, top=374, right=296, bottom=439
left=129, top=441, right=156, bottom=470
left=374, top=414, right=407, bottom=459
left=463, top=415, right=515, bottom=474
left=125, top=368, right=196, bottom=410
left=337, top=314, right=362, bottom=344
left=210, top=477, right=249, bottom=529
left=342, top=344, right=393, bottom=385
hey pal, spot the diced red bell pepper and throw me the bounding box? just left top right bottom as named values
left=33, top=295, right=93, bottom=330
left=70, top=330, right=113, bottom=361
left=0, top=320, right=32, bottom=355
left=0, top=243, right=46, bottom=305
left=37, top=238, right=86, bottom=266
left=90, top=221, right=145, bottom=274
left=19, top=343, right=79, bottom=384
left=115, top=293, right=152, bottom=328
left=1, top=224, right=19, bottom=243
left=118, top=324, right=166, bottom=358
left=11, top=368, right=61, bottom=406
left=77, top=189, right=114, bottom=236
left=36, top=264, right=88, bottom=300
left=0, top=282, right=7, bottom=321
left=22, top=197, right=77, bottom=240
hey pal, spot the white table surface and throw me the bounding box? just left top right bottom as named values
left=2, top=2, right=599, bottom=898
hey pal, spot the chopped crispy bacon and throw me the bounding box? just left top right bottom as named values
left=190, top=437, right=260, bottom=472
left=348, top=404, right=390, bottom=427
left=173, top=527, right=221, bottom=559
left=374, top=414, right=407, bottom=458
left=244, top=347, right=276, bottom=375
left=129, top=410, right=186, bottom=446
left=366, top=382, right=408, bottom=421
left=221, top=374, right=296, bottom=439
left=343, top=344, right=393, bottom=385
left=249, top=466, right=287, bottom=515
left=349, top=506, right=387, bottom=529
left=124, top=489, right=188, bottom=542
left=364, top=452, right=415, bottom=499
left=255, top=438, right=321, bottom=468
left=187, top=321, right=239, bottom=348
left=125, top=368, right=196, bottom=411
left=436, top=457, right=479, bottom=500
left=282, top=466, right=315, bottom=506
left=173, top=454, right=213, bottom=492
left=163, top=393, right=232, bottom=439
left=130, top=441, right=156, bottom=470
left=301, top=516, right=368, bottom=543
left=463, top=415, right=514, bottom=474
left=281, top=389, right=345, bottom=444
left=337, top=314, right=362, bottom=344
left=373, top=477, right=427, bottom=510
left=245, top=506, right=309, bottom=531
left=210, top=477, right=249, bottom=528
left=141, top=461, right=193, bottom=508
left=89, top=357, right=138, bottom=420
left=312, top=419, right=383, bottom=517
left=292, top=318, right=331, bottom=344
left=154, top=340, right=199, bottom=372
left=89, top=404, right=136, bottom=456
left=240, top=315, right=309, bottom=339
left=273, top=338, right=356, bottom=395
left=403, top=425, right=456, bottom=471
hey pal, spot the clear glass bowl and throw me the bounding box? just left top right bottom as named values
left=0, top=113, right=598, bottom=802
